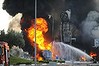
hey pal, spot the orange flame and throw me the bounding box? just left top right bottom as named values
left=25, top=18, right=52, bottom=61
left=36, top=54, right=43, bottom=61
left=81, top=56, right=86, bottom=61
left=90, top=52, right=97, bottom=58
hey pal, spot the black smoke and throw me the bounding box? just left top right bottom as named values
left=3, top=0, right=95, bottom=25
left=3, top=0, right=95, bottom=29
left=3, top=0, right=99, bottom=60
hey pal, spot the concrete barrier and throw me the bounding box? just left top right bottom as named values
left=49, top=62, right=56, bottom=66
left=19, top=64, right=26, bottom=66
left=31, top=64, right=35, bottom=66
left=89, top=64, right=99, bottom=66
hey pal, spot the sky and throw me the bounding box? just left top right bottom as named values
left=0, top=0, right=11, bottom=32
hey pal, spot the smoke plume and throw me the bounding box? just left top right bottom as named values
left=82, top=11, right=99, bottom=39
left=8, top=13, right=22, bottom=32
left=81, top=11, right=99, bottom=48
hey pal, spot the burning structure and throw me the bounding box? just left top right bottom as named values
left=2, top=0, right=99, bottom=61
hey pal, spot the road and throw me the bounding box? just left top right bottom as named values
left=9, top=63, right=99, bottom=66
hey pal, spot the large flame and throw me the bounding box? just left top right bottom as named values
left=25, top=18, right=52, bottom=61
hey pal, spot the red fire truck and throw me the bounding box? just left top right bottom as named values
left=0, top=41, right=10, bottom=66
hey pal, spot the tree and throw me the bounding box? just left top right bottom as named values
left=0, top=30, right=6, bottom=41
left=0, top=30, right=25, bottom=48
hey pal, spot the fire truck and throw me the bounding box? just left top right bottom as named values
left=0, top=41, right=10, bottom=66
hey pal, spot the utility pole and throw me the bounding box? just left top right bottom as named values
left=34, top=0, right=37, bottom=66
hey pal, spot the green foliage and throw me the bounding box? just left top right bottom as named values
left=0, top=30, right=6, bottom=41
left=0, top=30, right=25, bottom=48
left=10, top=56, right=65, bottom=65
left=52, top=60, right=65, bottom=63
left=10, top=56, right=34, bottom=65
left=38, top=60, right=65, bottom=63
left=38, top=60, right=49, bottom=63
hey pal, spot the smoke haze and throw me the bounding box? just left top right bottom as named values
left=8, top=13, right=22, bottom=32
left=82, top=11, right=99, bottom=39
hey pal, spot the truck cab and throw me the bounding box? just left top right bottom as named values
left=0, top=42, right=10, bottom=66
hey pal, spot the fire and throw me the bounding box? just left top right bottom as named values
left=25, top=18, right=52, bottom=60
left=90, top=52, right=97, bottom=58
left=81, top=56, right=86, bottom=61
left=36, top=54, right=43, bottom=61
